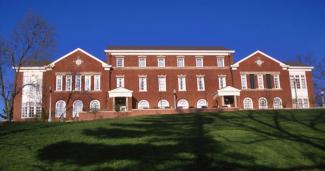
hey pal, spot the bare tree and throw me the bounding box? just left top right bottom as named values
left=0, top=12, right=55, bottom=122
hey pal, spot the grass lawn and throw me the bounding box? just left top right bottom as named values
left=0, top=110, right=324, bottom=171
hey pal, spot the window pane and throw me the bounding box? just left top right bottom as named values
left=266, top=74, right=272, bottom=89
left=249, top=74, right=255, bottom=89
left=241, top=74, right=247, bottom=89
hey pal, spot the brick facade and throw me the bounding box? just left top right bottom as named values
left=13, top=47, right=315, bottom=121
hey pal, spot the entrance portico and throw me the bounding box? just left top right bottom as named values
left=108, top=87, right=133, bottom=112
left=215, top=86, right=240, bottom=108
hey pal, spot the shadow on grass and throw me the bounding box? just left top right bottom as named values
left=37, top=111, right=325, bottom=170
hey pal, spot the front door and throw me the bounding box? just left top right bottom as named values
left=115, top=97, right=126, bottom=111
left=224, top=96, right=234, bottom=107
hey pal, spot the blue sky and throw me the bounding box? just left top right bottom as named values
left=0, top=0, right=325, bottom=118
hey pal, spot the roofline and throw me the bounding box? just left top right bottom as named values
left=50, top=48, right=111, bottom=69
left=104, top=49, right=235, bottom=53
left=231, top=50, right=289, bottom=68
left=288, top=66, right=314, bottom=69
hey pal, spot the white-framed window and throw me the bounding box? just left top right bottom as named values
left=138, top=57, right=146, bottom=68
left=217, top=57, right=224, bottom=67
left=65, top=75, right=72, bottom=91
left=301, top=75, right=306, bottom=89
left=90, top=100, right=100, bottom=112
left=72, top=100, right=83, bottom=118
left=56, top=75, right=63, bottom=91
left=116, top=76, right=125, bottom=88
left=274, top=74, right=281, bottom=89
left=157, top=57, right=165, bottom=67
left=273, top=97, right=282, bottom=109
left=241, top=74, right=247, bottom=89
left=257, top=74, right=264, bottom=89
left=218, top=76, right=226, bottom=89
left=21, top=102, right=42, bottom=118
left=158, top=99, right=170, bottom=109
left=178, top=76, right=186, bottom=91
left=303, top=98, right=309, bottom=108
left=139, top=76, right=147, bottom=92
left=293, top=98, right=309, bottom=108
left=84, top=75, right=91, bottom=91
left=289, top=75, right=295, bottom=89
left=295, top=75, right=301, bottom=89
left=196, top=99, right=208, bottom=108
left=94, top=75, right=101, bottom=91
left=138, top=100, right=150, bottom=109
left=116, top=57, right=124, bottom=67
left=55, top=100, right=66, bottom=118
left=258, top=97, right=268, bottom=109
left=196, top=76, right=205, bottom=91
left=158, top=76, right=166, bottom=92
left=243, top=97, right=253, bottom=109
left=177, top=99, right=189, bottom=109
left=75, top=75, right=81, bottom=91
left=196, top=57, right=203, bottom=67
left=177, top=57, right=185, bottom=67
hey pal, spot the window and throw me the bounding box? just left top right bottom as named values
left=257, top=74, right=264, bottom=89
left=72, top=100, right=83, bottom=118
left=94, top=75, right=101, bottom=91
left=56, top=75, right=62, bottom=91
left=21, top=102, right=42, bottom=118
left=158, top=76, right=166, bottom=92
left=301, top=75, right=306, bottom=89
left=217, top=57, right=224, bottom=67
left=266, top=74, right=272, bottom=89
left=196, top=99, right=208, bottom=108
left=177, top=99, right=189, bottom=109
left=85, top=75, right=91, bottom=91
left=197, top=76, right=205, bottom=91
left=295, top=75, right=301, bottom=89
left=274, top=74, right=281, bottom=89
left=290, top=75, right=295, bottom=89
left=75, top=75, right=81, bottom=91
left=196, top=57, right=203, bottom=67
left=258, top=97, right=268, bottom=109
left=138, top=57, right=146, bottom=67
left=303, top=98, right=309, bottom=108
left=139, top=76, right=147, bottom=92
left=249, top=74, right=255, bottom=89
left=243, top=98, right=253, bottom=109
left=116, top=76, right=125, bottom=88
left=55, top=100, right=66, bottom=118
left=177, top=57, right=185, bottom=67
left=218, top=76, right=226, bottom=89
left=178, top=76, right=186, bottom=91
left=273, top=97, right=282, bottom=109
left=158, top=99, right=169, bottom=109
left=116, top=57, right=124, bottom=67
left=138, top=100, right=150, bottom=109
left=90, top=100, right=100, bottom=112
left=241, top=74, right=247, bottom=89
left=157, top=57, right=165, bottom=67
left=66, top=75, right=72, bottom=91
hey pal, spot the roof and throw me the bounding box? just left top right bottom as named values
left=285, top=62, right=309, bottom=67
left=106, top=46, right=230, bottom=51
left=21, top=59, right=51, bottom=67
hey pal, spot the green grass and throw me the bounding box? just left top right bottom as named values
left=0, top=110, right=324, bottom=171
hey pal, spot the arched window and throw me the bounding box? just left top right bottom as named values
left=273, top=97, right=283, bottom=109
left=243, top=98, right=253, bottom=109
left=138, top=100, right=150, bottom=109
left=55, top=100, right=66, bottom=118
left=73, top=100, right=83, bottom=117
left=258, top=97, right=268, bottom=109
left=158, top=99, right=170, bottom=109
left=90, top=100, right=100, bottom=112
left=177, top=99, right=189, bottom=109
left=196, top=99, right=208, bottom=108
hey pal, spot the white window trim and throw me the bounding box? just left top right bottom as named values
left=196, top=76, right=205, bottom=91
left=158, top=77, right=167, bottom=92
left=116, top=57, right=124, bottom=67
left=55, top=100, right=66, bottom=118
left=84, top=75, right=91, bottom=91
left=274, top=74, right=281, bottom=89
left=138, top=57, right=146, bottom=68
left=139, top=76, right=147, bottom=92
left=157, top=57, right=165, bottom=67
left=138, top=100, right=150, bottom=109
left=177, top=57, right=185, bottom=67
left=116, top=76, right=125, bottom=88
left=258, top=97, right=268, bottom=109
left=65, top=75, right=72, bottom=91
left=90, top=100, right=100, bottom=111
left=243, top=97, right=253, bottom=109
left=196, top=57, right=204, bottom=67
left=218, top=76, right=226, bottom=89
left=75, top=75, right=82, bottom=91
left=94, top=75, right=101, bottom=91
left=56, top=75, right=63, bottom=91
left=241, top=74, right=247, bottom=89
left=257, top=74, right=264, bottom=89
left=217, top=57, right=225, bottom=67
left=178, top=76, right=186, bottom=91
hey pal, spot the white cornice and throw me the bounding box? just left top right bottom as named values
left=105, top=50, right=235, bottom=53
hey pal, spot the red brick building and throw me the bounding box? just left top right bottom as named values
left=13, top=47, right=315, bottom=121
